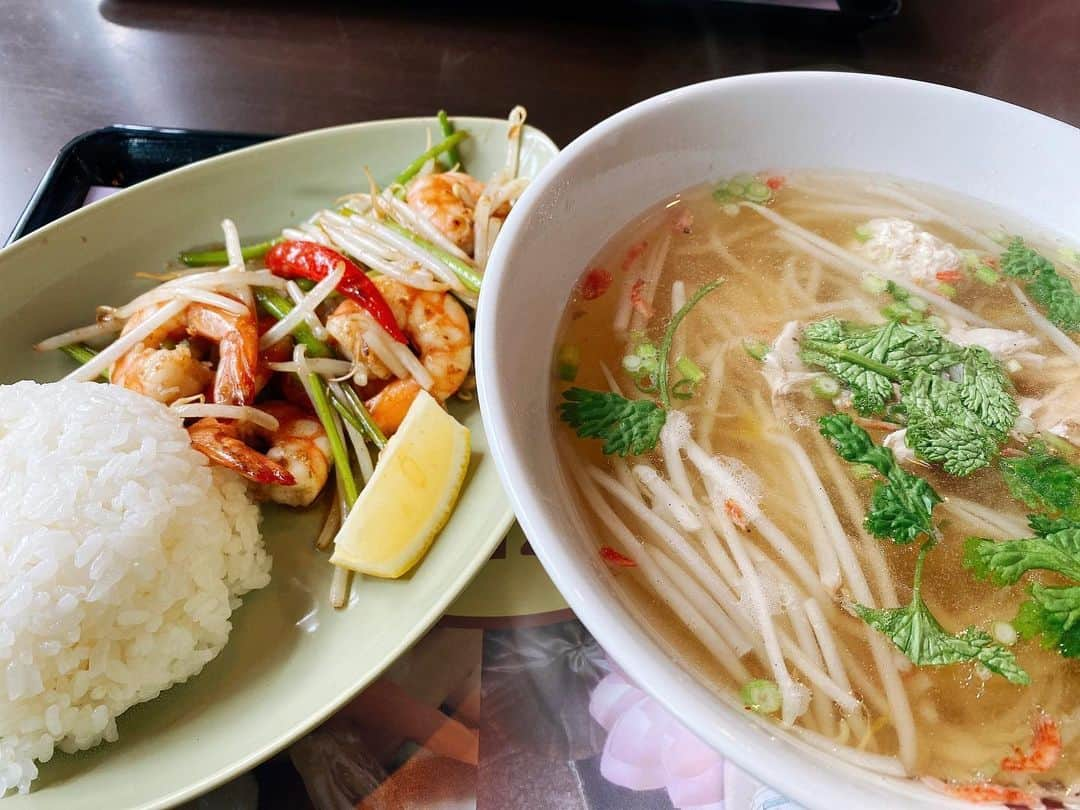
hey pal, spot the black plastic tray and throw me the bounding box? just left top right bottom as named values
left=6, top=124, right=274, bottom=245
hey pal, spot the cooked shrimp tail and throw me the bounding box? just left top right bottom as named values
left=188, top=418, right=296, bottom=486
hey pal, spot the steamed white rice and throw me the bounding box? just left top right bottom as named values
left=0, top=381, right=271, bottom=795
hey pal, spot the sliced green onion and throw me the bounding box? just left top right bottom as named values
left=657, top=279, right=724, bottom=409
left=811, top=376, right=841, bottom=399
left=622, top=354, right=643, bottom=373
left=437, top=110, right=464, bottom=171
left=861, top=273, right=887, bottom=295
left=635, top=342, right=659, bottom=359
left=307, top=372, right=358, bottom=506
left=330, top=386, right=387, bottom=451
left=743, top=338, right=770, bottom=362
left=850, top=462, right=877, bottom=480
left=974, top=264, right=1000, bottom=286
left=634, top=374, right=658, bottom=394
left=722, top=203, right=739, bottom=217
left=60, top=343, right=109, bottom=381
left=253, top=288, right=334, bottom=358
left=854, top=224, right=873, bottom=243
left=907, top=295, right=929, bottom=313
left=744, top=181, right=771, bottom=203
left=725, top=180, right=746, bottom=197
left=671, top=378, right=697, bottom=400
left=382, top=221, right=482, bottom=293
left=180, top=237, right=281, bottom=268
left=740, top=679, right=781, bottom=715
left=732, top=173, right=755, bottom=188
left=905, top=310, right=925, bottom=323
left=394, top=130, right=469, bottom=188
left=935, top=282, right=957, bottom=299
left=557, top=344, right=581, bottom=382
left=676, top=356, right=704, bottom=383
left=711, top=187, right=732, bottom=204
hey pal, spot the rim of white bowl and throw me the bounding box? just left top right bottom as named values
left=476, top=71, right=1075, bottom=810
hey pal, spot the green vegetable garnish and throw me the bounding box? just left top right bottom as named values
left=60, top=343, right=109, bottom=382
left=819, top=414, right=940, bottom=544
left=965, top=526, right=1080, bottom=587
left=820, top=415, right=1027, bottom=683
left=382, top=221, right=482, bottom=293
left=855, top=541, right=1030, bottom=685
left=1015, top=584, right=1080, bottom=658
left=436, top=110, right=464, bottom=171
left=966, top=522, right=1080, bottom=660
left=1001, top=237, right=1080, bottom=332
left=556, top=344, right=581, bottom=382
left=1000, top=441, right=1080, bottom=521
left=253, top=288, right=333, bottom=358
left=394, top=130, right=470, bottom=189
left=801, top=318, right=1018, bottom=475
left=559, top=279, right=723, bottom=455
left=740, top=678, right=782, bottom=714
left=307, top=372, right=358, bottom=506
left=559, top=388, right=667, bottom=456
left=964, top=446, right=1080, bottom=662
left=179, top=238, right=281, bottom=268
left=675, top=356, right=704, bottom=383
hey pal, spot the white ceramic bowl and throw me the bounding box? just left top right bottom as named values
left=476, top=72, right=1080, bottom=809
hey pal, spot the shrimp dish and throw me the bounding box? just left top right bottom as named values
left=35, top=107, right=533, bottom=609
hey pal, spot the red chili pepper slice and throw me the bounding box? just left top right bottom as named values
left=266, top=241, right=407, bottom=344
left=765, top=175, right=786, bottom=191
left=935, top=268, right=963, bottom=283
left=600, top=546, right=637, bottom=567
left=578, top=268, right=613, bottom=300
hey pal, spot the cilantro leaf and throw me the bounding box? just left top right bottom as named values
left=801, top=319, right=1017, bottom=476
left=855, top=543, right=1029, bottom=685
left=1000, top=237, right=1056, bottom=280
left=819, top=413, right=941, bottom=543
left=901, top=347, right=1017, bottom=476
left=1001, top=238, right=1080, bottom=332
left=964, top=529, right=1080, bottom=586
left=1029, top=514, right=1080, bottom=536
left=1015, top=584, right=1080, bottom=658
left=1000, top=441, right=1080, bottom=520
left=800, top=319, right=958, bottom=415
left=559, top=388, right=666, bottom=456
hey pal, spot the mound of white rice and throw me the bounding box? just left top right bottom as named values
left=0, top=381, right=271, bottom=795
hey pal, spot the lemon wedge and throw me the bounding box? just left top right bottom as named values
left=330, top=390, right=470, bottom=578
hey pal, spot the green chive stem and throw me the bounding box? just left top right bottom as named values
left=179, top=237, right=282, bottom=268
left=437, top=110, right=464, bottom=171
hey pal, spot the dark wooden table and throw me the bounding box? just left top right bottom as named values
left=3, top=0, right=1080, bottom=240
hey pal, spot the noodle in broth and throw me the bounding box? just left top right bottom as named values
left=553, top=171, right=1080, bottom=800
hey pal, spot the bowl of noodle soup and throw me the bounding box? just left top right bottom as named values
left=476, top=73, right=1080, bottom=808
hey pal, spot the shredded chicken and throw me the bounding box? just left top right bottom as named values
left=856, top=218, right=964, bottom=285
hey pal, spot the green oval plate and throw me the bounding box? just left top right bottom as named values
left=0, top=116, right=556, bottom=809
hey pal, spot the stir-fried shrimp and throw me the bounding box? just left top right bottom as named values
left=188, top=417, right=295, bottom=487
left=110, top=307, right=212, bottom=403
left=187, top=402, right=332, bottom=506
left=111, top=301, right=259, bottom=405
left=328, top=276, right=472, bottom=435
left=406, top=171, right=485, bottom=253
left=254, top=402, right=332, bottom=507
